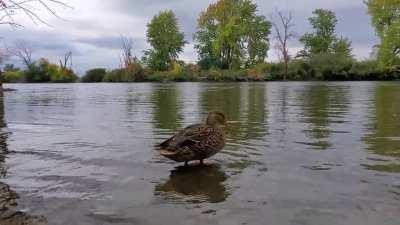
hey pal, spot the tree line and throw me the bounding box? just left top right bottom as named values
left=2, top=0, right=399, bottom=83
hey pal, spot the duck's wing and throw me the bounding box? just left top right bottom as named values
left=158, top=124, right=205, bottom=149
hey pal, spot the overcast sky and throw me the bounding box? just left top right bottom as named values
left=0, top=0, right=378, bottom=75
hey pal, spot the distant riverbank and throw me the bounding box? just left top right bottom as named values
left=3, top=61, right=400, bottom=84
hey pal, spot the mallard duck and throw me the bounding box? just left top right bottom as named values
left=157, top=112, right=226, bottom=166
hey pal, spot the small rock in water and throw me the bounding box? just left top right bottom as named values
left=201, top=209, right=217, bottom=215
left=258, top=167, right=268, bottom=172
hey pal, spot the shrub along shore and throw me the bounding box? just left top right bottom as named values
left=2, top=59, right=399, bottom=83
left=79, top=59, right=398, bottom=82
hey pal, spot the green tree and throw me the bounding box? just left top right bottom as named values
left=194, top=0, right=271, bottom=70
left=298, top=9, right=352, bottom=57
left=82, top=68, right=106, bottom=82
left=333, top=37, right=353, bottom=57
left=144, top=10, right=186, bottom=71
left=366, top=0, right=400, bottom=66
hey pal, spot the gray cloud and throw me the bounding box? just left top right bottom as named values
left=0, top=29, right=80, bottom=54
left=75, top=36, right=121, bottom=49
left=0, top=0, right=379, bottom=74
left=75, top=36, right=146, bottom=50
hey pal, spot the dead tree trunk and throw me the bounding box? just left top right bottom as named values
left=272, top=10, right=295, bottom=81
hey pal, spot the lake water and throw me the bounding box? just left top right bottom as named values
left=0, top=82, right=399, bottom=225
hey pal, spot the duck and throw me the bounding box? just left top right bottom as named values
left=157, top=111, right=226, bottom=166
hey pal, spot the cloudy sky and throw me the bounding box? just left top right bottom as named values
left=0, top=0, right=378, bottom=75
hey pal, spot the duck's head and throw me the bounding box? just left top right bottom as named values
left=206, top=111, right=226, bottom=126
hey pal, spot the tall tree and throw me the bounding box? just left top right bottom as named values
left=144, top=10, right=186, bottom=71
left=194, top=0, right=271, bottom=70
left=366, top=0, right=400, bottom=66
left=272, top=10, right=295, bottom=80
left=298, top=9, right=352, bottom=58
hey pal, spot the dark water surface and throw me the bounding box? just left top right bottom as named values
left=0, top=82, right=399, bottom=225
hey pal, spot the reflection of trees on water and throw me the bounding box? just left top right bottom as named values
left=200, top=83, right=267, bottom=141
left=363, top=84, right=400, bottom=173
left=0, top=91, right=48, bottom=225
left=125, top=86, right=137, bottom=117
left=200, top=84, right=243, bottom=138
left=154, top=164, right=229, bottom=203
left=152, top=84, right=182, bottom=132
left=200, top=83, right=268, bottom=173
left=300, top=84, right=350, bottom=150
left=246, top=84, right=267, bottom=140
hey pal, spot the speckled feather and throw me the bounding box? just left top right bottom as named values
left=158, top=123, right=225, bottom=163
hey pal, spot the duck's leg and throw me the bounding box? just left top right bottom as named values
left=199, top=159, right=204, bottom=165
left=184, top=161, right=189, bottom=166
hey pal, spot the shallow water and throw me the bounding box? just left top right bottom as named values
left=0, top=82, right=399, bottom=225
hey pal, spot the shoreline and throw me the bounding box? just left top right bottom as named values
left=0, top=182, right=47, bottom=225
left=2, top=79, right=400, bottom=84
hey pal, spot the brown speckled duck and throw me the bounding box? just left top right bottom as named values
left=158, top=112, right=226, bottom=166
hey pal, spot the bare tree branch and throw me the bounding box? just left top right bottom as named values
left=0, top=0, right=71, bottom=27
left=9, top=41, right=33, bottom=68
left=120, top=36, right=137, bottom=69
left=272, top=10, right=295, bottom=80
left=59, top=50, right=72, bottom=70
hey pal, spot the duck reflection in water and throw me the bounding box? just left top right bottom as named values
left=155, top=164, right=229, bottom=203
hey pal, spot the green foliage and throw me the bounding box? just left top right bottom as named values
left=205, top=68, right=224, bottom=81
left=267, top=60, right=313, bottom=81
left=247, top=63, right=271, bottom=81
left=51, top=68, right=78, bottom=83
left=3, top=64, right=19, bottom=72
left=144, top=10, right=186, bottom=71
left=3, top=58, right=77, bottom=83
left=309, top=53, right=354, bottom=80
left=81, top=68, right=106, bottom=82
left=378, top=20, right=400, bottom=66
left=287, top=60, right=313, bottom=80
left=2, top=64, right=24, bottom=83
left=2, top=70, right=25, bottom=83
left=299, top=9, right=352, bottom=58
left=268, top=58, right=398, bottom=81
left=366, top=0, right=400, bottom=35
left=366, top=0, right=400, bottom=67
left=300, top=9, right=337, bottom=56
left=24, top=59, right=50, bottom=82
left=147, top=62, right=199, bottom=82
left=103, top=69, right=124, bottom=82
left=333, top=37, right=353, bottom=58
left=125, top=62, right=146, bottom=81
left=36, top=58, right=78, bottom=83
left=202, top=68, right=251, bottom=81
left=103, top=62, right=145, bottom=82
left=349, top=60, right=383, bottom=80
left=194, top=0, right=271, bottom=70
